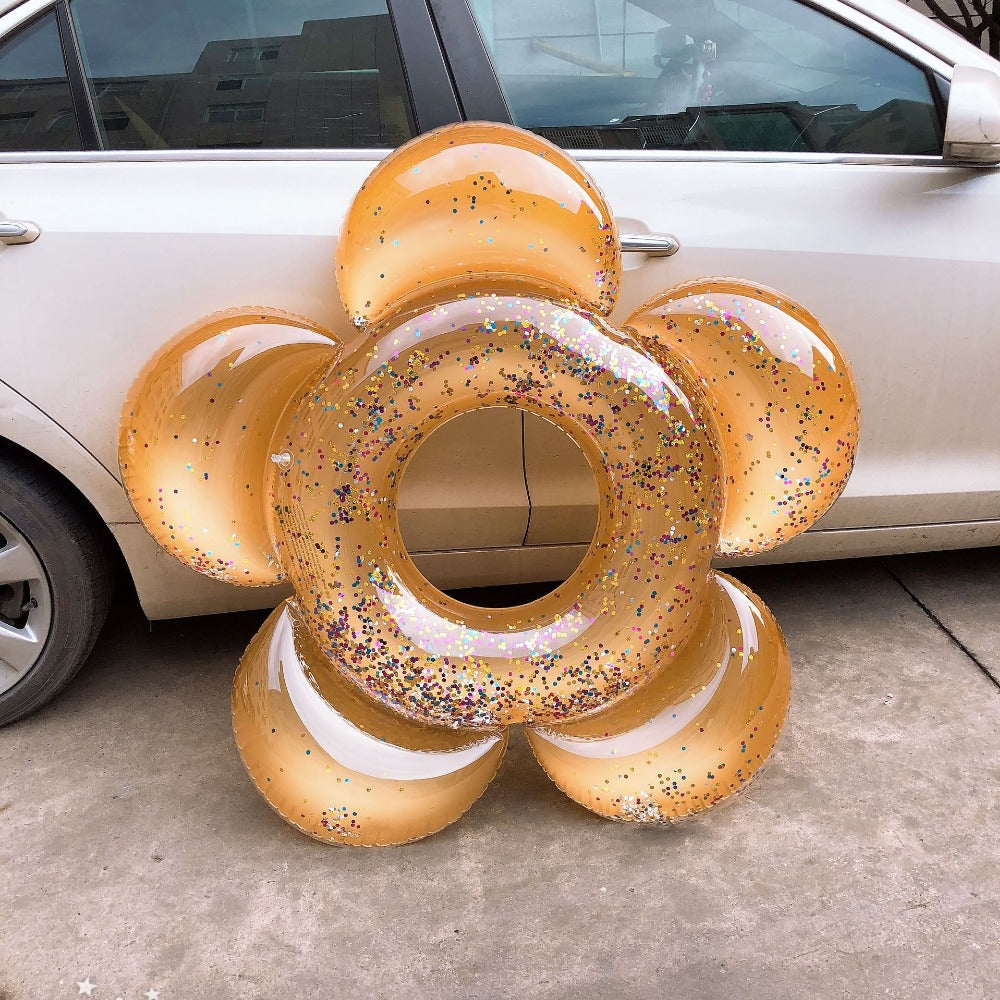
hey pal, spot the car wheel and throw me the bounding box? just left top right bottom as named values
left=0, top=449, right=114, bottom=726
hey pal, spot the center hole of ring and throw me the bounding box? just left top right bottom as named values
left=396, top=406, right=599, bottom=610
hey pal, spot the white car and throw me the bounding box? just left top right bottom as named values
left=1, top=0, right=999, bottom=725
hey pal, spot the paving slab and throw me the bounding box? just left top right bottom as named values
left=885, top=546, right=1000, bottom=685
left=1, top=557, right=998, bottom=1000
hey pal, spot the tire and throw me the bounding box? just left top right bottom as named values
left=0, top=447, right=114, bottom=726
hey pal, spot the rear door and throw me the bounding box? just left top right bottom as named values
left=445, top=0, right=1000, bottom=551
left=0, top=0, right=531, bottom=582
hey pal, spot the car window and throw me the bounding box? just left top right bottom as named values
left=0, top=11, right=82, bottom=152
left=68, top=0, right=415, bottom=150
left=469, top=0, right=942, bottom=155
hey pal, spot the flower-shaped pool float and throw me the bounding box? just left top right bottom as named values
left=120, top=123, right=858, bottom=846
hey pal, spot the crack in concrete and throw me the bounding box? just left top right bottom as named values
left=884, top=565, right=1000, bottom=692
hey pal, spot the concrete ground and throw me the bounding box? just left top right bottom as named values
left=1, top=549, right=998, bottom=1000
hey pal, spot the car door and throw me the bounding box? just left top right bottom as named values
left=0, top=0, right=531, bottom=613
left=442, top=0, right=1000, bottom=558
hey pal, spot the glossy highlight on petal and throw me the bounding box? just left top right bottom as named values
left=336, top=122, right=621, bottom=329
left=626, top=278, right=859, bottom=556
left=233, top=603, right=507, bottom=846
left=526, top=572, right=790, bottom=823
left=119, top=308, right=340, bottom=585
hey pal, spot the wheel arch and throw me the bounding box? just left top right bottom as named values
left=0, top=380, right=132, bottom=585
left=0, top=379, right=133, bottom=522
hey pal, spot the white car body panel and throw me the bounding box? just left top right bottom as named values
left=586, top=155, right=1000, bottom=529
left=0, top=156, right=377, bottom=472
left=1, top=0, right=999, bottom=617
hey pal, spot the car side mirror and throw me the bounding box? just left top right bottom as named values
left=943, top=65, right=1000, bottom=166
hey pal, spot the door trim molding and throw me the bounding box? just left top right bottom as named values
left=0, top=149, right=953, bottom=167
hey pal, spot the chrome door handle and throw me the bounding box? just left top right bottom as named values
left=619, top=233, right=680, bottom=257
left=0, top=221, right=41, bottom=245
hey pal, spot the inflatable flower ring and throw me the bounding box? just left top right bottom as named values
left=120, top=123, right=858, bottom=846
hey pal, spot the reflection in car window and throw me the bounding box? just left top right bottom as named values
left=69, top=0, right=415, bottom=150
left=469, top=0, right=942, bottom=155
left=0, top=12, right=82, bottom=152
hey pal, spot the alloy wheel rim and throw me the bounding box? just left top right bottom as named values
left=0, top=513, right=53, bottom=697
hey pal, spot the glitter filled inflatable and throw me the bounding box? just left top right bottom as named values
left=119, top=123, right=859, bottom=845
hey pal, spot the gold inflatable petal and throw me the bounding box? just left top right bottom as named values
left=336, top=122, right=621, bottom=329
left=526, top=572, right=790, bottom=823
left=233, top=603, right=507, bottom=846
left=120, top=309, right=340, bottom=585
left=626, top=279, right=859, bottom=556
left=268, top=295, right=724, bottom=728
